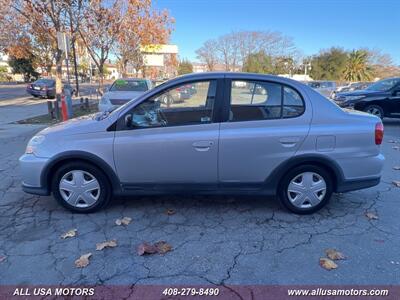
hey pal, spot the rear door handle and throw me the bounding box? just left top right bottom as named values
left=192, top=141, right=214, bottom=151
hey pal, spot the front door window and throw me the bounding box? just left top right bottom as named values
left=128, top=80, right=217, bottom=128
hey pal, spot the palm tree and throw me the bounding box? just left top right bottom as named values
left=343, top=50, right=372, bottom=82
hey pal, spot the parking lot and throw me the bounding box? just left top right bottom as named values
left=0, top=89, right=400, bottom=285
left=0, top=91, right=399, bottom=285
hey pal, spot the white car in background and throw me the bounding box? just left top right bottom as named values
left=99, top=78, right=153, bottom=112
left=306, top=81, right=337, bottom=98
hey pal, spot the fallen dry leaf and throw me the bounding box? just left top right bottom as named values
left=365, top=211, right=379, bottom=220
left=60, top=228, right=77, bottom=239
left=325, top=248, right=346, bottom=260
left=137, top=242, right=157, bottom=256
left=0, top=255, right=6, bottom=263
left=115, top=217, right=132, bottom=226
left=154, top=241, right=173, bottom=254
left=319, top=258, right=338, bottom=270
left=393, top=166, right=400, bottom=170
left=165, top=209, right=175, bottom=215
left=75, top=253, right=92, bottom=268
left=96, top=240, right=118, bottom=251
left=392, top=181, right=400, bottom=187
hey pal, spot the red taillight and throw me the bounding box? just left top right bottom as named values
left=375, top=122, right=384, bottom=145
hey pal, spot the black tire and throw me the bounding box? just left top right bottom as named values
left=363, top=105, right=384, bottom=119
left=278, top=164, right=333, bottom=215
left=51, top=161, right=112, bottom=213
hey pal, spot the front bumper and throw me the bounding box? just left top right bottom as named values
left=27, top=89, right=47, bottom=97
left=19, top=154, right=50, bottom=195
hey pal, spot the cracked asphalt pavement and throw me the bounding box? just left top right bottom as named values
left=0, top=120, right=399, bottom=286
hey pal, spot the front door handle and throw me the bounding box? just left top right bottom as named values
left=279, top=137, right=300, bottom=148
left=192, top=141, right=214, bottom=151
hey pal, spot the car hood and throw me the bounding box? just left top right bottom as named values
left=39, top=113, right=114, bottom=136
left=337, top=89, right=384, bottom=97
left=104, top=91, right=145, bottom=100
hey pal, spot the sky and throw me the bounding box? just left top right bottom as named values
left=154, top=0, right=400, bottom=64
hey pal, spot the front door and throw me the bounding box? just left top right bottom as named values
left=113, top=80, right=220, bottom=188
left=388, top=86, right=400, bottom=116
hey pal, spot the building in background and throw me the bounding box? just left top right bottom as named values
left=139, top=44, right=178, bottom=79
left=192, top=62, right=207, bottom=73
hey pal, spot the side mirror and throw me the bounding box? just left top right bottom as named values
left=124, top=114, right=133, bottom=127
left=393, top=90, right=400, bottom=97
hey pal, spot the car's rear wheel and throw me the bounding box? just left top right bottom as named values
left=278, top=165, right=333, bottom=214
left=52, top=162, right=111, bottom=213
left=364, top=105, right=384, bottom=119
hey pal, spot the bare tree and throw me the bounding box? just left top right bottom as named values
left=195, top=30, right=297, bottom=72
left=78, top=0, right=123, bottom=87
left=195, top=39, right=219, bottom=71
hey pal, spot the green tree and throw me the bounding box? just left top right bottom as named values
left=343, top=50, right=372, bottom=82
left=178, top=59, right=193, bottom=75
left=8, top=56, right=39, bottom=82
left=272, top=56, right=295, bottom=75
left=310, top=47, right=348, bottom=80
left=0, top=66, right=8, bottom=81
left=242, top=51, right=273, bottom=74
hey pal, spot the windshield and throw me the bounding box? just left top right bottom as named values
left=109, top=79, right=148, bottom=92
left=366, top=78, right=400, bottom=92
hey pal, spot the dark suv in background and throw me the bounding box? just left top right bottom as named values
left=334, top=77, right=400, bottom=119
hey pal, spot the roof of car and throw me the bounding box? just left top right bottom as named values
left=171, top=72, right=305, bottom=86
left=116, top=78, right=149, bottom=81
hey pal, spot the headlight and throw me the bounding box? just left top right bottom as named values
left=345, top=95, right=365, bottom=101
left=26, top=135, right=45, bottom=154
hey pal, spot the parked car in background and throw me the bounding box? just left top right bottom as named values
left=334, top=77, right=400, bottom=119
left=159, top=84, right=197, bottom=104
left=20, top=72, right=384, bottom=215
left=306, top=81, right=337, bottom=98
left=332, top=82, right=372, bottom=98
left=26, top=78, right=56, bottom=99
left=99, top=78, right=153, bottom=112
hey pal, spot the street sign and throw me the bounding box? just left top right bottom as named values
left=57, top=32, right=70, bottom=55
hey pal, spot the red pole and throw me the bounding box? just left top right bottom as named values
left=61, top=94, right=68, bottom=121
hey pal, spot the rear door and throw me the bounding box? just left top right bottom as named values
left=218, top=77, right=312, bottom=185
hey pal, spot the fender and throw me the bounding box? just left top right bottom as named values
left=40, top=151, right=122, bottom=194
left=265, top=154, right=345, bottom=193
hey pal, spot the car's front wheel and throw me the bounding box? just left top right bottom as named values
left=52, top=162, right=111, bottom=213
left=364, top=105, right=384, bottom=119
left=278, top=165, right=333, bottom=214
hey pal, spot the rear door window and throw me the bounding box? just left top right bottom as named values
left=230, top=80, right=304, bottom=121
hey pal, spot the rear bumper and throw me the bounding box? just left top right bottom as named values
left=336, top=176, right=380, bottom=193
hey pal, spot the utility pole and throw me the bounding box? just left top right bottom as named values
left=69, top=7, right=80, bottom=97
